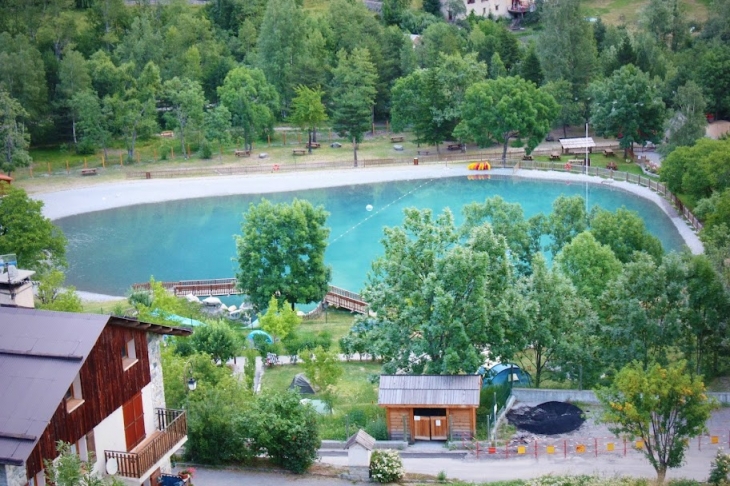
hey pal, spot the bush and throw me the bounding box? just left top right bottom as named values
left=364, top=417, right=388, bottom=440
left=199, top=139, right=213, bottom=159
left=709, top=449, right=730, bottom=485
left=370, top=449, right=404, bottom=483
left=76, top=139, right=96, bottom=155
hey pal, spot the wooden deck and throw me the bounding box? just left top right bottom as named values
left=131, top=279, right=369, bottom=314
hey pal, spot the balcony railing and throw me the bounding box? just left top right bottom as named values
left=105, top=409, right=187, bottom=479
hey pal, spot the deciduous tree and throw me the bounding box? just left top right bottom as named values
left=589, top=65, right=666, bottom=158
left=289, top=85, right=327, bottom=153
left=162, top=77, right=206, bottom=159
left=0, top=89, right=32, bottom=174
left=0, top=186, right=67, bottom=271
left=597, top=360, right=717, bottom=484
left=301, top=345, right=343, bottom=411
left=456, top=76, right=558, bottom=163
left=259, top=294, right=301, bottom=341
left=235, top=199, right=331, bottom=312
left=555, top=231, right=622, bottom=303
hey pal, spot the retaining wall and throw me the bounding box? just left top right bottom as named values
left=511, top=389, right=730, bottom=405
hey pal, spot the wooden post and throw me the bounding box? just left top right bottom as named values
left=84, top=158, right=87, bottom=168
left=187, top=144, right=191, bottom=158
left=102, top=155, right=106, bottom=168
left=29, top=165, right=33, bottom=177
left=171, top=147, right=174, bottom=159
left=283, top=132, right=286, bottom=145
left=120, top=153, right=123, bottom=166
left=372, top=123, right=375, bottom=136
left=137, top=151, right=141, bottom=163
left=386, top=120, right=390, bottom=133
left=66, top=160, right=69, bottom=174
left=267, top=134, right=271, bottom=147
left=47, top=162, right=51, bottom=175
left=153, top=149, right=156, bottom=162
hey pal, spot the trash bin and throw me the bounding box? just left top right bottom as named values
left=145, top=172, right=151, bottom=179
left=413, top=158, right=418, bottom=166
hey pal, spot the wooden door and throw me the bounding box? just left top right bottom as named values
left=123, top=392, right=146, bottom=450
left=413, top=416, right=431, bottom=440
left=431, top=416, right=448, bottom=440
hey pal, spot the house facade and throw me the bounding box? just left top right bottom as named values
left=450, top=0, right=534, bottom=19
left=0, top=307, right=192, bottom=486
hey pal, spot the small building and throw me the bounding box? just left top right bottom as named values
left=559, top=137, right=596, bottom=156
left=0, top=254, right=34, bottom=308
left=0, top=307, right=192, bottom=486
left=344, top=429, right=375, bottom=481
left=378, top=375, right=480, bottom=442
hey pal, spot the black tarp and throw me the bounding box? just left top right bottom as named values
left=506, top=401, right=585, bottom=435
left=288, top=373, right=315, bottom=394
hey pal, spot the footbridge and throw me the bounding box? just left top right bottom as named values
left=131, top=279, right=368, bottom=314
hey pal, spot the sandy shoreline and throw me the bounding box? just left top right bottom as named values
left=33, top=165, right=703, bottom=255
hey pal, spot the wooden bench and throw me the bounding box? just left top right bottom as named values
left=447, top=144, right=462, bottom=151
left=159, top=131, right=174, bottom=138
left=306, top=142, right=321, bottom=149
left=292, top=149, right=307, bottom=156
left=417, top=150, right=430, bottom=156
left=234, top=149, right=251, bottom=157
left=549, top=152, right=561, bottom=161
left=606, top=161, right=618, bottom=170
left=390, top=136, right=404, bottom=143
left=522, top=154, right=533, bottom=161
left=568, top=159, right=585, bottom=166
left=603, top=148, right=615, bottom=157
left=81, top=168, right=97, bottom=176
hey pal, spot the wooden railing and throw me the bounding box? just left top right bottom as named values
left=105, top=409, right=186, bottom=479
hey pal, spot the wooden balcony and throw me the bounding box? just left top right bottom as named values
left=105, top=409, right=187, bottom=479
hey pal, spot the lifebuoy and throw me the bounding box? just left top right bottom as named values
left=273, top=164, right=279, bottom=171
left=565, top=163, right=572, bottom=171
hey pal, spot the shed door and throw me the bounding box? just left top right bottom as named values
left=413, top=416, right=431, bottom=440
left=431, top=416, right=448, bottom=440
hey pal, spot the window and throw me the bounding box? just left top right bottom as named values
left=65, top=373, right=84, bottom=413
left=468, top=0, right=475, bottom=4
left=123, top=392, right=146, bottom=450
left=495, top=4, right=499, bottom=9
left=122, top=332, right=138, bottom=371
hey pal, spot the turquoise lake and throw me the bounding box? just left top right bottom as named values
left=56, top=175, right=686, bottom=297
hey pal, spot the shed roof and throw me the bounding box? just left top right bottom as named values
left=345, top=429, right=376, bottom=451
left=378, top=375, right=480, bottom=407
left=0, top=307, right=192, bottom=467
left=559, top=137, right=596, bottom=150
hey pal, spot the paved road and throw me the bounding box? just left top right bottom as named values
left=178, top=467, right=361, bottom=485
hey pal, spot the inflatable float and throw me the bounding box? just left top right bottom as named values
left=467, top=161, right=491, bottom=170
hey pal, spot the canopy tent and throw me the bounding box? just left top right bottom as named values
left=478, top=363, right=532, bottom=387
left=150, top=310, right=205, bottom=327
left=558, top=137, right=596, bottom=154
left=289, top=373, right=315, bottom=394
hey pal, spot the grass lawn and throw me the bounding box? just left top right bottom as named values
left=299, top=309, right=358, bottom=349
left=261, top=360, right=384, bottom=439
left=580, top=0, right=708, bottom=26
left=81, top=299, right=127, bottom=315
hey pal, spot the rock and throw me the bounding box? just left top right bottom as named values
left=393, top=144, right=404, bottom=151
left=258, top=152, right=268, bottom=158
left=330, top=142, right=342, bottom=148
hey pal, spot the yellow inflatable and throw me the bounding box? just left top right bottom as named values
left=467, top=161, right=491, bottom=171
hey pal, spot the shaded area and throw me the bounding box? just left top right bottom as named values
left=506, top=401, right=585, bottom=435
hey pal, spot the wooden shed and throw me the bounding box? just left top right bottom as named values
left=378, top=375, right=480, bottom=442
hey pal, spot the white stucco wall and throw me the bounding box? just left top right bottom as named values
left=463, top=0, right=512, bottom=18
left=91, top=407, right=126, bottom=477
left=141, top=383, right=155, bottom=437
left=348, top=445, right=371, bottom=467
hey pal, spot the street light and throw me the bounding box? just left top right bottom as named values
left=187, top=377, right=197, bottom=392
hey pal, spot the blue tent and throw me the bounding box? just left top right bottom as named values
left=478, top=363, right=532, bottom=387
left=247, top=330, right=273, bottom=344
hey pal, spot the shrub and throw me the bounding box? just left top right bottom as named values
left=199, top=139, right=213, bottom=159
left=365, top=417, right=388, bottom=440
left=709, top=449, right=730, bottom=485
left=370, top=449, right=404, bottom=483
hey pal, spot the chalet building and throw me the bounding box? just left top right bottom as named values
left=0, top=307, right=192, bottom=486
left=378, top=375, right=480, bottom=442
left=447, top=0, right=534, bottom=20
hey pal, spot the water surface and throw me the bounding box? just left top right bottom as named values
left=57, top=175, right=685, bottom=297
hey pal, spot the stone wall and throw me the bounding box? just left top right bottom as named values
left=147, top=334, right=166, bottom=410
left=0, top=465, right=28, bottom=486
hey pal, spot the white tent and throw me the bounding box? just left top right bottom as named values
left=202, top=296, right=222, bottom=306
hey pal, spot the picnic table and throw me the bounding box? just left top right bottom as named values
left=234, top=149, right=251, bottom=157
left=306, top=142, right=321, bottom=149
left=417, top=150, right=430, bottom=156
left=81, top=168, right=97, bottom=176
left=603, top=148, right=615, bottom=157
left=568, top=159, right=585, bottom=166
left=522, top=154, right=533, bottom=161
left=606, top=161, right=618, bottom=170
left=447, top=144, right=462, bottom=151
left=549, top=152, right=561, bottom=161
left=292, top=149, right=307, bottom=156
left=390, top=136, right=404, bottom=143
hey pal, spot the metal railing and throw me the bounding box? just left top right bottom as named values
left=104, top=409, right=186, bottom=479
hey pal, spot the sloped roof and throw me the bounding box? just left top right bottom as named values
left=0, top=307, right=192, bottom=467
left=345, top=429, right=375, bottom=451
left=378, top=375, right=480, bottom=407
left=559, top=137, right=596, bottom=150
